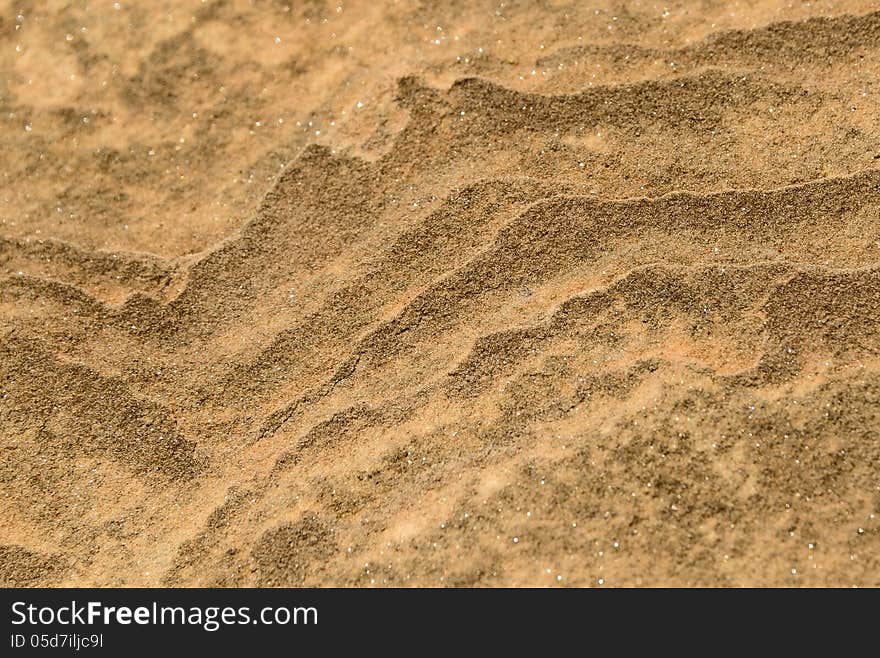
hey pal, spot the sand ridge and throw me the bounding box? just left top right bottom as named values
left=1, top=1, right=879, bottom=586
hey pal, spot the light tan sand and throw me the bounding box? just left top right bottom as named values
left=1, top=1, right=879, bottom=586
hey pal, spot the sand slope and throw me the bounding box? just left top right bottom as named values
left=2, top=1, right=879, bottom=586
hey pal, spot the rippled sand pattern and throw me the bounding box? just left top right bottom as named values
left=2, top=1, right=879, bottom=586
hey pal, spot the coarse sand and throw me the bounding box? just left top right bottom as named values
left=2, top=1, right=880, bottom=586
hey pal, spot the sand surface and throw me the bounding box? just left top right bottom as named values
left=2, top=1, right=879, bottom=587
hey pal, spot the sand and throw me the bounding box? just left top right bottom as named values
left=1, top=1, right=879, bottom=587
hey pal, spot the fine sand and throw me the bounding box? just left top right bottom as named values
left=2, top=1, right=879, bottom=586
